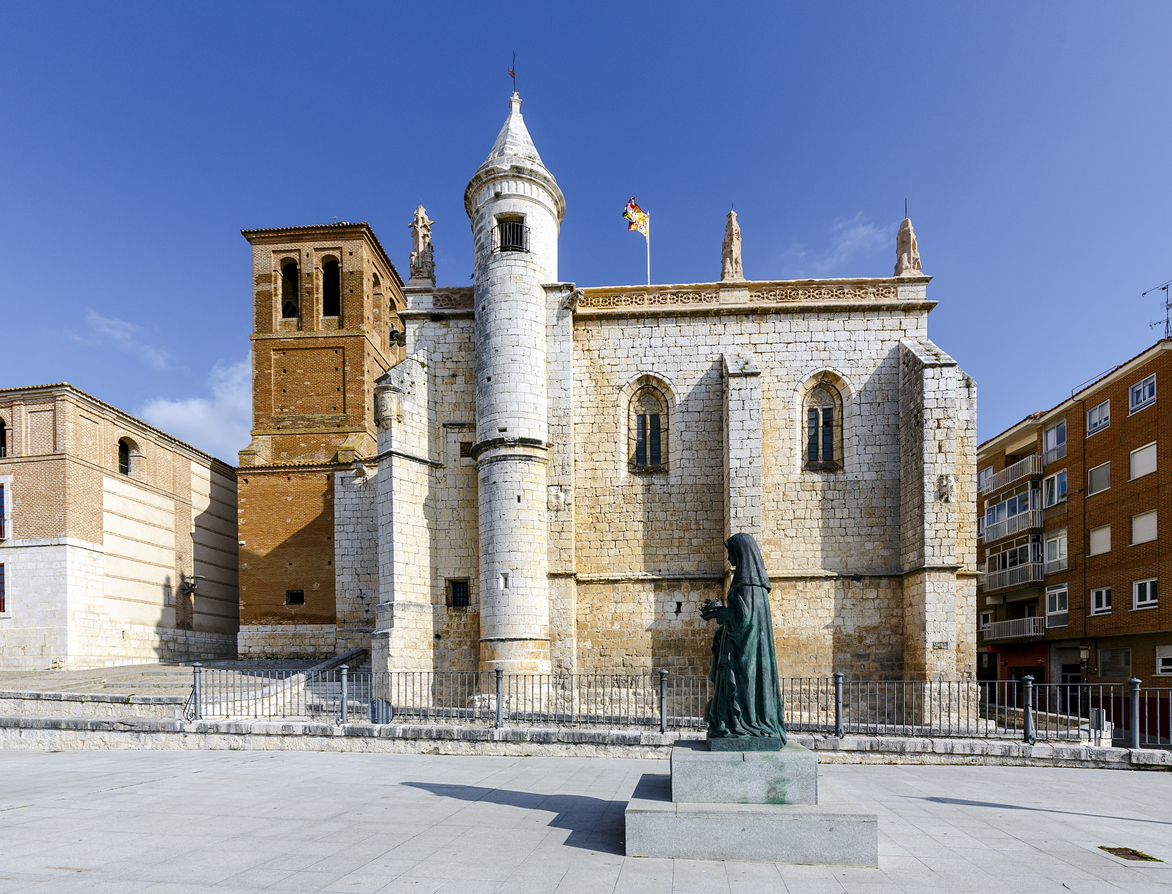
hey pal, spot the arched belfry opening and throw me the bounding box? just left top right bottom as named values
left=280, top=260, right=300, bottom=319
left=322, top=258, right=341, bottom=317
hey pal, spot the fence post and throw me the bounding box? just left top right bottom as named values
left=494, top=667, right=503, bottom=730
left=659, top=669, right=669, bottom=734
left=833, top=672, right=844, bottom=738
left=192, top=662, right=202, bottom=721
left=1022, top=675, right=1036, bottom=745
left=339, top=665, right=349, bottom=725
left=1128, top=678, right=1141, bottom=749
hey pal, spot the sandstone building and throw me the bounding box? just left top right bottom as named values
left=243, top=94, right=977, bottom=680
left=977, top=339, right=1172, bottom=687
left=0, top=384, right=238, bottom=668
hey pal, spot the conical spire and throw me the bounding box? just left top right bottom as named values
left=482, top=93, right=543, bottom=167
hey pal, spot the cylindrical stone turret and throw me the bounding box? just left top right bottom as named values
left=465, top=93, right=565, bottom=674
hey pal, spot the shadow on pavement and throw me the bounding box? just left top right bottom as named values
left=401, top=781, right=630, bottom=854
left=919, top=796, right=1172, bottom=826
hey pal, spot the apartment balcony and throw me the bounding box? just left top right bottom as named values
left=980, top=560, right=1045, bottom=593
left=1043, top=442, right=1067, bottom=466
left=979, top=454, right=1044, bottom=495
left=979, top=616, right=1045, bottom=641
left=981, top=508, right=1044, bottom=544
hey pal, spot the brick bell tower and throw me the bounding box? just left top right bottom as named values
left=465, top=93, right=565, bottom=673
left=237, top=223, right=404, bottom=658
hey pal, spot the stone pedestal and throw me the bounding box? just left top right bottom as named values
left=625, top=742, right=878, bottom=866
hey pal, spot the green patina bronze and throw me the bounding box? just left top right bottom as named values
left=700, top=533, right=786, bottom=750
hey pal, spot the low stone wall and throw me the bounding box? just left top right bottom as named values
left=0, top=691, right=186, bottom=719
left=237, top=624, right=337, bottom=659
left=0, top=715, right=1169, bottom=769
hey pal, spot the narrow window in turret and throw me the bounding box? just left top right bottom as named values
left=0, top=419, right=6, bottom=457
left=281, top=261, right=300, bottom=319
left=496, top=217, right=528, bottom=252
left=323, top=259, right=341, bottom=317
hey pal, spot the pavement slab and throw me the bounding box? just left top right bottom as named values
left=0, top=751, right=1170, bottom=892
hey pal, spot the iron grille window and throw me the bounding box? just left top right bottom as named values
left=448, top=579, right=470, bottom=608
left=495, top=220, right=529, bottom=253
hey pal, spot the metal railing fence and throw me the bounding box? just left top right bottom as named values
left=184, top=666, right=1172, bottom=748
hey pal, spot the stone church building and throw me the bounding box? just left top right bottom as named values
left=237, top=93, right=977, bottom=680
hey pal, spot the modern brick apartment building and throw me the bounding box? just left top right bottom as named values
left=977, top=339, right=1172, bottom=687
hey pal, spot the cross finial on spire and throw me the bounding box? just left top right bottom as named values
left=508, top=52, right=516, bottom=93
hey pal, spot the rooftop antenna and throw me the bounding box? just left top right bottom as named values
left=508, top=52, right=516, bottom=93
left=1145, top=278, right=1172, bottom=338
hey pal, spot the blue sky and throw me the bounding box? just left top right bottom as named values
left=2, top=2, right=1171, bottom=461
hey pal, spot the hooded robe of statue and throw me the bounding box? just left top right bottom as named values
left=705, top=533, right=786, bottom=743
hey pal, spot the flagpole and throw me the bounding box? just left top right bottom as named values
left=646, top=232, right=650, bottom=286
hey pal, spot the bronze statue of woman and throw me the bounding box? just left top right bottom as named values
left=700, top=533, right=786, bottom=748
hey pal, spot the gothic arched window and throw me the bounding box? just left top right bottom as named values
left=804, top=382, right=842, bottom=471
left=280, top=261, right=299, bottom=319
left=629, top=384, right=668, bottom=473
left=322, top=258, right=341, bottom=317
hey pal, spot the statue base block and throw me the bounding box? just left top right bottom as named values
left=625, top=743, right=878, bottom=866
left=708, top=736, right=782, bottom=752
left=673, top=740, right=816, bottom=804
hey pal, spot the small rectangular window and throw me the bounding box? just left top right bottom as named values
left=1043, top=471, right=1067, bottom=507
left=285, top=590, right=305, bottom=605
left=1130, top=442, right=1157, bottom=479
left=1100, top=647, right=1132, bottom=678
left=1134, top=578, right=1158, bottom=609
left=1130, top=373, right=1156, bottom=413
left=1132, top=510, right=1157, bottom=545
left=1091, top=587, right=1112, bottom=615
left=1043, top=420, right=1066, bottom=464
left=1045, top=584, right=1068, bottom=627
left=1045, top=530, right=1067, bottom=573
left=447, top=579, right=470, bottom=608
left=459, top=442, right=473, bottom=458
left=1089, top=525, right=1111, bottom=555
left=0, top=484, right=5, bottom=540
left=979, top=610, right=993, bottom=629
left=1088, top=462, right=1110, bottom=495
left=977, top=466, right=993, bottom=491
left=498, top=572, right=510, bottom=590
left=1087, top=400, right=1110, bottom=435
left=977, top=515, right=985, bottom=538
left=1157, top=645, right=1172, bottom=675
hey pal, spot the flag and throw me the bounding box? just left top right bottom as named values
left=623, top=198, right=649, bottom=240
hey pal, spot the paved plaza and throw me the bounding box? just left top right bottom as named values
left=0, top=749, right=1169, bottom=893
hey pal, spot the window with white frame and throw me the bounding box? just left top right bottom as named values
left=1045, top=529, right=1068, bottom=573
left=1043, top=420, right=1067, bottom=464
left=1046, top=584, right=1068, bottom=628
left=977, top=466, right=993, bottom=492
left=1130, top=442, right=1157, bottom=479
left=1043, top=470, right=1067, bottom=507
left=983, top=482, right=1041, bottom=538
left=1088, top=462, right=1110, bottom=495
left=1091, top=586, right=1112, bottom=615
left=1089, top=525, right=1111, bottom=555
left=977, top=515, right=984, bottom=538
left=1132, top=510, right=1157, bottom=545
left=1157, top=645, right=1172, bottom=676
left=985, top=535, right=1042, bottom=574
left=1134, top=578, right=1158, bottom=609
left=979, top=610, right=993, bottom=630
left=1087, top=400, right=1110, bottom=435
left=1130, top=373, right=1156, bottom=413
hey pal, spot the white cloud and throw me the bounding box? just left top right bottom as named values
left=139, top=357, right=251, bottom=463
left=81, top=310, right=172, bottom=370
left=780, top=213, right=892, bottom=277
